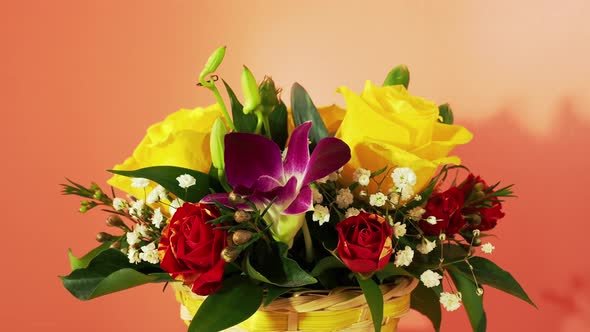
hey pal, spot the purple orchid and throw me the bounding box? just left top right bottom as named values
left=202, top=121, right=350, bottom=245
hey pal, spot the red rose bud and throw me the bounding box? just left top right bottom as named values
left=419, top=187, right=466, bottom=236
left=158, top=203, right=227, bottom=296
left=335, top=213, right=393, bottom=274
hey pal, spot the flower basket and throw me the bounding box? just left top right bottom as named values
left=175, top=277, right=418, bottom=332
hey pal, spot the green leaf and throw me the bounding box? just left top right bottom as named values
left=268, top=101, right=288, bottom=149
left=356, top=276, right=383, bottom=332
left=448, top=269, right=487, bottom=332
left=374, top=263, right=414, bottom=283
left=246, top=242, right=317, bottom=287
left=61, top=249, right=172, bottom=300
left=454, top=257, right=536, bottom=307
left=223, top=79, right=257, bottom=133
left=311, top=256, right=346, bottom=277
left=264, top=285, right=293, bottom=307
left=108, top=166, right=215, bottom=203
left=189, top=275, right=263, bottom=332
left=383, top=65, right=410, bottom=89
left=68, top=242, right=113, bottom=270
left=438, top=103, right=454, bottom=124
left=410, top=282, right=441, bottom=332
left=291, top=83, right=329, bottom=147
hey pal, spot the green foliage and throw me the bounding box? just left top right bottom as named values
left=223, top=79, right=257, bottom=133
left=310, top=256, right=346, bottom=277
left=410, top=282, right=442, bottom=332
left=189, top=275, right=263, bottom=332
left=383, top=65, right=410, bottom=89
left=448, top=269, right=487, bottom=332
left=438, top=103, right=454, bottom=124
left=356, top=276, right=384, bottom=332
left=68, top=242, right=113, bottom=270
left=61, top=249, right=172, bottom=300
left=374, top=263, right=414, bottom=283
left=291, top=83, right=329, bottom=147
left=108, top=166, right=217, bottom=203
left=246, top=242, right=317, bottom=287
left=263, top=285, right=293, bottom=307
left=453, top=257, right=536, bottom=307
left=268, top=101, right=288, bottom=149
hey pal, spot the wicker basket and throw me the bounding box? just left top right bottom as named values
left=174, top=277, right=418, bottom=332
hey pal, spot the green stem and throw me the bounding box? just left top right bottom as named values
left=301, top=220, right=314, bottom=264
left=262, top=114, right=272, bottom=138
left=209, top=84, right=236, bottom=131
left=218, top=169, right=232, bottom=193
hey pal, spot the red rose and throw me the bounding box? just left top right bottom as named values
left=419, top=187, right=466, bottom=236
left=158, top=203, right=227, bottom=295
left=335, top=213, right=393, bottom=274
left=460, top=174, right=506, bottom=231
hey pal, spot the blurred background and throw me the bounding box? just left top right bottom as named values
left=2, top=1, right=589, bottom=331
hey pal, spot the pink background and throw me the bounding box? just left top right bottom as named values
left=2, top=1, right=590, bottom=331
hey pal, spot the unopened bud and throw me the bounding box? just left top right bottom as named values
left=210, top=118, right=227, bottom=171
left=229, top=192, right=245, bottom=204
left=226, top=234, right=235, bottom=247
left=241, top=66, right=261, bottom=114
left=234, top=210, right=251, bottom=223
left=472, top=229, right=481, bottom=237
left=93, top=190, right=103, bottom=200
left=232, top=230, right=253, bottom=245
left=476, top=287, right=484, bottom=296
left=106, top=215, right=125, bottom=228
left=96, top=232, right=114, bottom=242
left=259, top=76, right=280, bottom=114
left=221, top=247, right=240, bottom=262
left=472, top=191, right=486, bottom=200
left=199, top=46, right=226, bottom=84
left=383, top=64, right=410, bottom=89
left=426, top=215, right=438, bottom=225
left=473, top=182, right=485, bottom=192
left=439, top=233, right=446, bottom=241
left=109, top=241, right=121, bottom=249
left=79, top=206, right=88, bottom=213
left=467, top=213, right=482, bottom=226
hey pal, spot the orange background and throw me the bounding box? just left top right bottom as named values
left=2, top=1, right=590, bottom=331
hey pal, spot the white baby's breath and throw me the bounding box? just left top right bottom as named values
left=426, top=216, right=439, bottom=225
left=369, top=192, right=388, bottom=207
left=394, top=246, right=414, bottom=267
left=126, top=231, right=140, bottom=246
left=127, top=247, right=141, bottom=264
left=176, top=174, right=197, bottom=189
left=481, top=242, right=495, bottom=254
left=312, top=186, right=323, bottom=204
left=417, top=238, right=437, bottom=254
left=139, top=242, right=160, bottom=264
left=312, top=205, right=330, bottom=226
left=131, top=178, right=150, bottom=188
left=344, top=207, right=360, bottom=218
left=112, top=197, right=127, bottom=211
left=336, top=188, right=354, bottom=209
left=129, top=199, right=145, bottom=218
left=146, top=185, right=167, bottom=204
left=353, top=168, right=371, bottom=186
left=169, top=198, right=184, bottom=216
left=440, top=292, right=462, bottom=311
left=152, top=207, right=164, bottom=228
left=420, top=270, right=443, bottom=288
left=393, top=222, right=407, bottom=239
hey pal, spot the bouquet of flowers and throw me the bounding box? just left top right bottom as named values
left=61, top=47, right=535, bottom=332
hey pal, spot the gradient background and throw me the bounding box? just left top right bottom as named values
left=2, top=1, right=590, bottom=331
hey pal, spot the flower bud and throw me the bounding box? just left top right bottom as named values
left=109, top=241, right=121, bottom=249
left=438, top=103, right=454, bottom=124
left=259, top=76, right=280, bottom=115
left=473, top=182, right=485, bottom=192
left=93, top=190, right=103, bottom=200
left=466, top=213, right=482, bottom=226
left=472, top=229, right=481, bottom=237
left=96, top=232, right=114, bottom=242
left=229, top=192, right=246, bottom=204
left=472, top=191, right=486, bottom=200
left=106, top=215, right=125, bottom=228
left=210, top=118, right=227, bottom=171
left=383, top=64, right=410, bottom=89
left=476, top=287, right=484, bottom=296
left=241, top=66, right=261, bottom=114
left=232, top=230, right=253, bottom=245
left=439, top=233, right=446, bottom=241
left=234, top=210, right=251, bottom=223
left=221, top=246, right=240, bottom=262
left=199, top=46, right=226, bottom=84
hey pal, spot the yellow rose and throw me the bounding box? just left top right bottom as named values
left=107, top=104, right=222, bottom=197
left=334, top=81, right=473, bottom=195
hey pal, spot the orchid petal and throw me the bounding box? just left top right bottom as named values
left=224, top=133, right=283, bottom=189
left=283, top=185, right=313, bottom=215
left=283, top=122, right=312, bottom=179
left=303, top=137, right=351, bottom=185
left=254, top=175, right=284, bottom=193
left=264, top=176, right=298, bottom=208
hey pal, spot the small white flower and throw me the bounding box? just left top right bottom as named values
left=417, top=238, right=437, bottom=254
left=440, top=292, right=462, bottom=311
left=131, top=178, right=150, bottom=189
left=146, top=185, right=167, bottom=204
left=399, top=186, right=414, bottom=201
left=414, top=194, right=422, bottom=201
left=481, top=242, right=495, bottom=254
left=359, top=190, right=368, bottom=198
left=176, top=174, right=196, bottom=189
left=312, top=187, right=323, bottom=204
left=389, top=192, right=400, bottom=207
left=394, top=246, right=414, bottom=267
left=393, top=222, right=407, bottom=239
left=328, top=172, right=340, bottom=182
left=353, top=168, right=371, bottom=186
left=391, top=167, right=417, bottom=188
left=344, top=207, right=360, bottom=218
left=112, top=197, right=127, bottom=211
left=336, top=188, right=354, bottom=209
left=312, top=205, right=330, bottom=226
left=316, top=175, right=329, bottom=184
left=420, top=270, right=443, bottom=288
left=135, top=224, right=149, bottom=238
left=129, top=199, right=145, bottom=218
left=169, top=198, right=184, bottom=216
left=426, top=216, right=439, bottom=225
left=139, top=242, right=160, bottom=264
left=126, top=231, right=140, bottom=246
left=369, top=192, right=388, bottom=207
left=151, top=208, right=164, bottom=228
left=127, top=247, right=141, bottom=264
